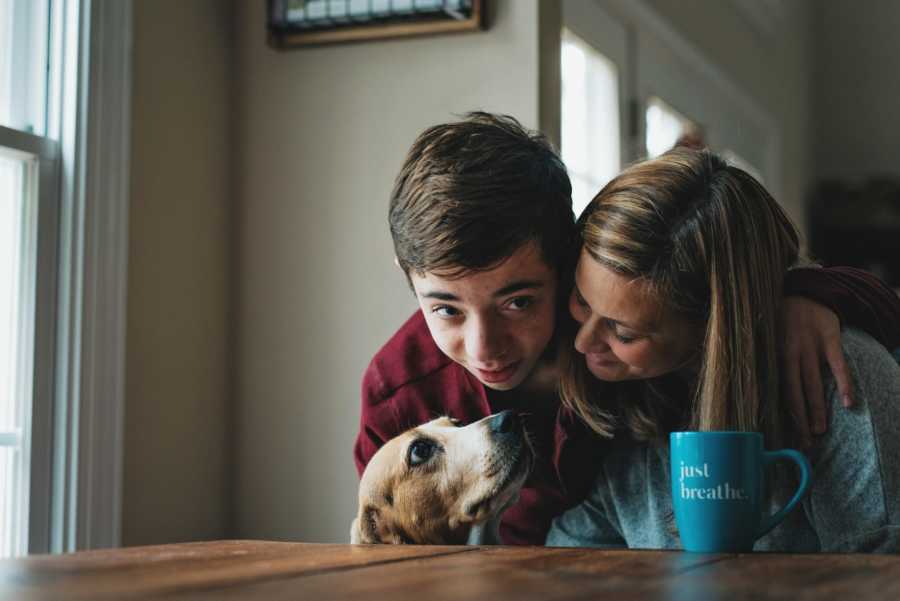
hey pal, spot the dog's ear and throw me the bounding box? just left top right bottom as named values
left=350, top=506, right=382, bottom=544
left=350, top=517, right=364, bottom=544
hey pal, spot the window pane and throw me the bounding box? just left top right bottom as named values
left=561, top=28, right=621, bottom=217
left=0, top=148, right=36, bottom=558
left=0, top=0, right=50, bottom=135
left=645, top=96, right=698, bottom=159
left=0, top=445, right=25, bottom=557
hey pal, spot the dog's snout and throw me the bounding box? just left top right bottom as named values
left=489, top=410, right=520, bottom=435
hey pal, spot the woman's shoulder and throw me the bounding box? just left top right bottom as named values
left=805, top=328, right=900, bottom=552
left=817, top=327, right=900, bottom=457
left=839, top=327, right=900, bottom=387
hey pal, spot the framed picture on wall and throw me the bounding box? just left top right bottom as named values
left=267, top=0, right=486, bottom=48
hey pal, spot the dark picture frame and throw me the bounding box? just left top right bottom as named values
left=267, top=0, right=486, bottom=49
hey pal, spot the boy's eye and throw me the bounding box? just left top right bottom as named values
left=433, top=305, right=460, bottom=318
left=506, top=296, right=533, bottom=311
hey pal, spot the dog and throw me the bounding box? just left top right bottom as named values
left=351, top=410, right=534, bottom=545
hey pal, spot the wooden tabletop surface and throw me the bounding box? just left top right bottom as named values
left=2, top=540, right=900, bottom=600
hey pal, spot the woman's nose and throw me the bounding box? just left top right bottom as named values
left=574, top=317, right=608, bottom=355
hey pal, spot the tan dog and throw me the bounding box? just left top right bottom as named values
left=351, top=410, right=534, bottom=545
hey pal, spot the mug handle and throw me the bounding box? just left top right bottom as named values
left=756, top=449, right=812, bottom=539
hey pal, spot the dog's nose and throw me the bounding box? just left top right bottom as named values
left=489, top=410, right=520, bottom=435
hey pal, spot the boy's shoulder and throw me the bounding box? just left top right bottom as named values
left=363, top=311, right=460, bottom=403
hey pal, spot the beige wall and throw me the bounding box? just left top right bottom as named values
left=232, top=0, right=543, bottom=542
left=814, top=0, right=900, bottom=179
left=124, top=0, right=232, bottom=545
left=640, top=0, right=813, bottom=229
left=122, top=0, right=821, bottom=546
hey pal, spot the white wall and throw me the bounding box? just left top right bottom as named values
left=814, top=0, right=900, bottom=179
left=233, top=0, right=544, bottom=542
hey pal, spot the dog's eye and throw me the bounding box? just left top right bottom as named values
left=449, top=417, right=461, bottom=427
left=408, top=439, right=436, bottom=467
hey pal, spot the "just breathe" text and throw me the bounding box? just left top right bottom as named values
left=679, top=462, right=749, bottom=501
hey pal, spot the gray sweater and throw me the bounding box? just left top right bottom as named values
left=546, top=329, right=900, bottom=553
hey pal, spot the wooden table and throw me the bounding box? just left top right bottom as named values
left=3, top=540, right=900, bottom=600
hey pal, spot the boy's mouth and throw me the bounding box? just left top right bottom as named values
left=472, top=361, right=521, bottom=384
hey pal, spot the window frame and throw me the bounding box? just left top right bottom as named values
left=0, top=124, right=59, bottom=557
left=4, top=0, right=134, bottom=554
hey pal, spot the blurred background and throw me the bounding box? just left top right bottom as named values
left=70, top=0, right=900, bottom=545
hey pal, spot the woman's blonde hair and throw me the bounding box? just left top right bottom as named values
left=560, top=148, right=801, bottom=450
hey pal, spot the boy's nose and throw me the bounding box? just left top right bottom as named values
left=466, top=316, right=509, bottom=363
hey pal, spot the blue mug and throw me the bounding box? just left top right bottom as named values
left=669, top=431, right=811, bottom=553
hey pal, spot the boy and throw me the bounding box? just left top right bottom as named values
left=355, top=112, right=900, bottom=544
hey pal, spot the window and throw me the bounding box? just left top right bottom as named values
left=0, top=0, right=53, bottom=558
left=645, top=96, right=699, bottom=159
left=0, top=149, right=35, bottom=558
left=0, top=0, right=49, bottom=134
left=645, top=98, right=764, bottom=183
left=561, top=28, right=621, bottom=217
left=0, top=0, right=131, bottom=557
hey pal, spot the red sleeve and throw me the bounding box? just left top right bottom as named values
left=784, top=266, right=900, bottom=348
left=499, top=478, right=566, bottom=545
left=353, top=424, right=381, bottom=478
left=353, top=363, right=399, bottom=477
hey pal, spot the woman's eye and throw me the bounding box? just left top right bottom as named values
left=433, top=305, right=460, bottom=318
left=613, top=328, right=639, bottom=344
left=569, top=291, right=590, bottom=320
left=408, top=440, right=436, bottom=466
left=573, top=288, right=589, bottom=308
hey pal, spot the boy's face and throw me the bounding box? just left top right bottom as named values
left=409, top=241, right=557, bottom=391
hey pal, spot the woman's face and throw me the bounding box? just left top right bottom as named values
left=569, top=249, right=702, bottom=382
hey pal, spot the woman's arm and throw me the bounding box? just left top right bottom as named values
left=806, top=328, right=900, bottom=553
left=780, top=267, right=900, bottom=446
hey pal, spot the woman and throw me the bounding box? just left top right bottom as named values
left=546, top=148, right=900, bottom=552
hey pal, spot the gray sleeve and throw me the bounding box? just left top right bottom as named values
left=807, top=328, right=900, bottom=553
left=545, top=474, right=627, bottom=548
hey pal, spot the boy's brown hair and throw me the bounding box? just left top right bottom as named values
left=389, top=112, right=575, bottom=279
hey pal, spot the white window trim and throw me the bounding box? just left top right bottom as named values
left=28, top=0, right=132, bottom=554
